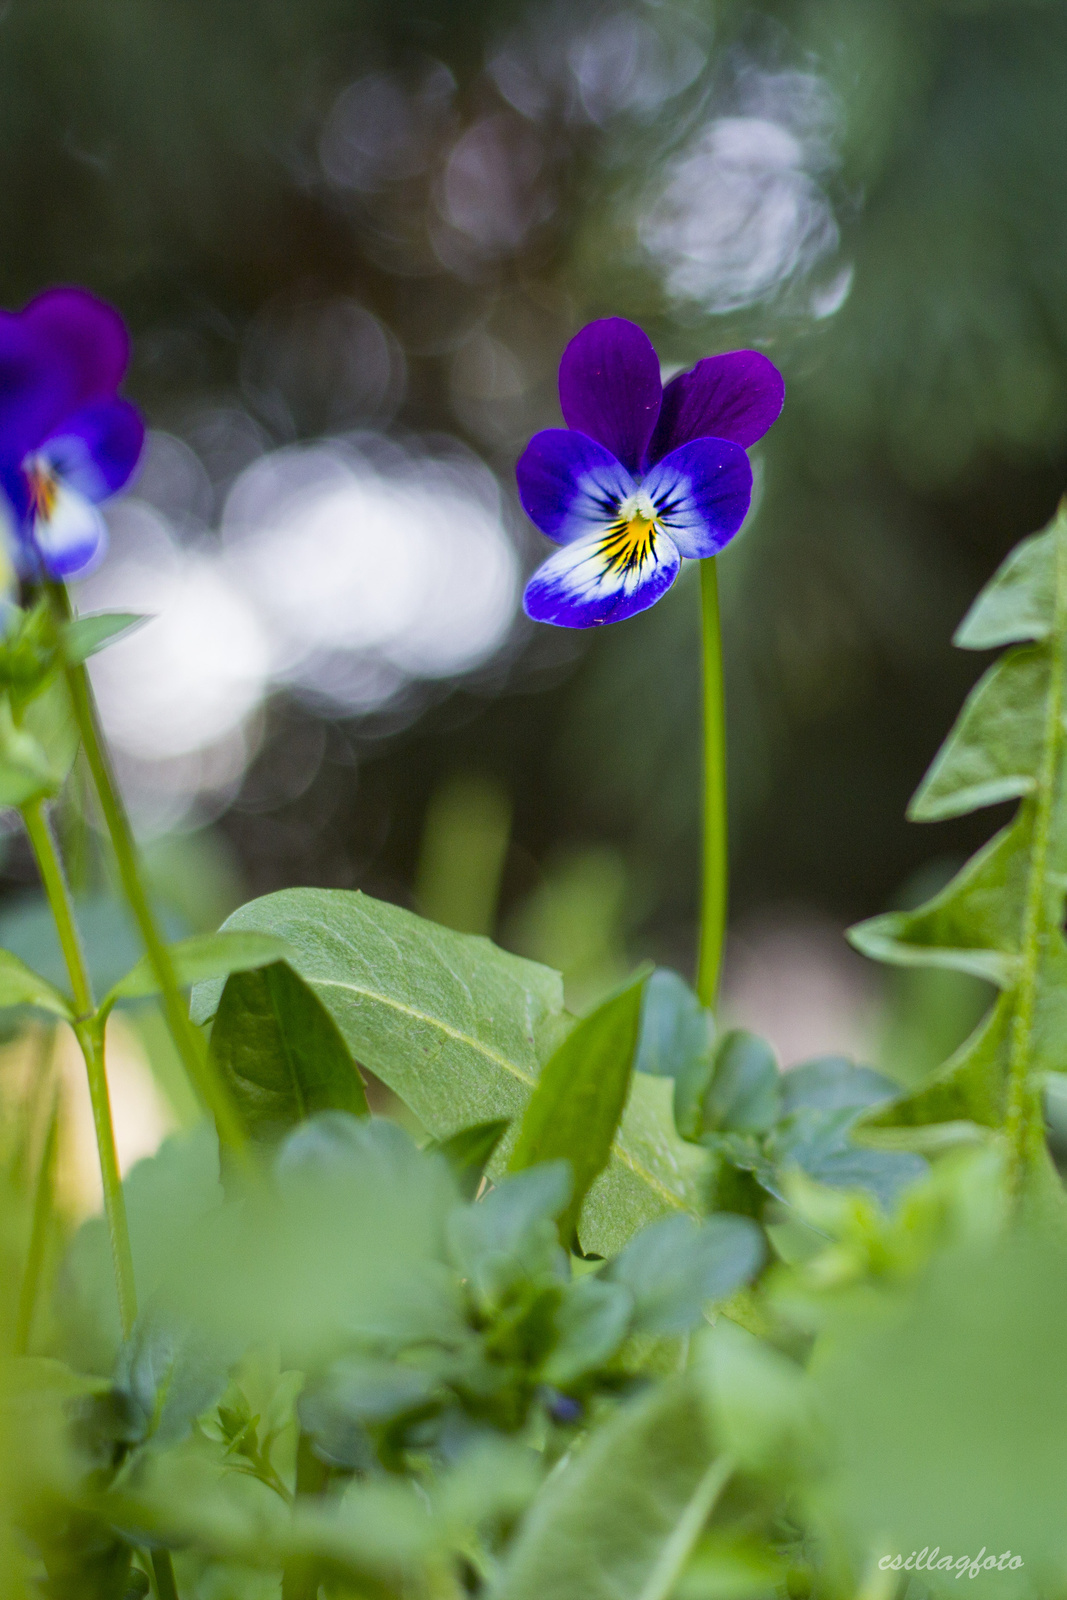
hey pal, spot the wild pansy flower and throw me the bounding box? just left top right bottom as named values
left=0, top=287, right=144, bottom=582
left=517, top=318, right=784, bottom=627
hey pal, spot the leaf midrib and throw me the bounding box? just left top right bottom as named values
left=311, top=974, right=687, bottom=1211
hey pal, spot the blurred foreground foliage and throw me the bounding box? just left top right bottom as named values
left=4, top=512, right=1067, bottom=1595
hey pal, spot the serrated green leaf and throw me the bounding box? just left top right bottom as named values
left=509, top=971, right=648, bottom=1247
left=491, top=1372, right=730, bottom=1600
left=848, top=819, right=1032, bottom=989
left=0, top=947, right=73, bottom=1019
left=61, top=612, right=149, bottom=664
left=104, top=930, right=291, bottom=1011
left=908, top=647, right=1047, bottom=822
left=850, top=505, right=1067, bottom=1181
left=210, top=959, right=369, bottom=1145
left=954, top=520, right=1059, bottom=650
left=190, top=889, right=708, bottom=1256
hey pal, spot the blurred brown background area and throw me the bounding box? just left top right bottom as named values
left=1, top=0, right=1064, bottom=1074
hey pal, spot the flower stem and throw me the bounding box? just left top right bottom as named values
left=14, top=1080, right=59, bottom=1356
left=151, top=1550, right=181, bottom=1600
left=1004, top=514, right=1067, bottom=1191
left=46, top=584, right=250, bottom=1162
left=21, top=797, right=138, bottom=1338
left=696, top=557, right=728, bottom=1009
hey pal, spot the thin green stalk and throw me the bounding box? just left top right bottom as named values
left=46, top=583, right=249, bottom=1161
left=21, top=798, right=138, bottom=1336
left=1004, top=523, right=1067, bottom=1188
left=14, top=1081, right=59, bottom=1355
left=151, top=1550, right=181, bottom=1600
left=282, top=1434, right=329, bottom=1600
left=696, top=558, right=728, bottom=1009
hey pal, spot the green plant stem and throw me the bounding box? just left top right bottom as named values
left=47, top=583, right=249, bottom=1161
left=21, top=797, right=138, bottom=1337
left=151, top=1550, right=181, bottom=1600
left=696, top=558, right=728, bottom=1009
left=282, top=1433, right=329, bottom=1600
left=1004, top=527, right=1067, bottom=1189
left=14, top=1083, right=59, bottom=1356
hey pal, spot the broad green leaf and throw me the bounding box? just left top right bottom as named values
left=299, top=1356, right=439, bottom=1469
left=814, top=1233, right=1067, bottom=1574
left=633, top=968, right=713, bottom=1080
left=114, top=1311, right=229, bottom=1448
left=190, top=889, right=709, bottom=1256
left=0, top=891, right=184, bottom=1000
left=447, top=1163, right=570, bottom=1308
left=678, top=1030, right=781, bottom=1141
left=849, top=505, right=1067, bottom=1172
left=542, top=1276, right=633, bottom=1387
left=509, top=972, right=648, bottom=1246
left=766, top=1109, right=927, bottom=1210
left=672, top=1535, right=786, bottom=1600
left=491, top=1371, right=730, bottom=1600
left=779, top=1058, right=900, bottom=1116
left=605, top=1213, right=764, bottom=1335
left=61, top=612, right=148, bottom=664
left=210, top=959, right=368, bottom=1145
left=104, top=930, right=291, bottom=1010
left=429, top=1117, right=510, bottom=1199
left=0, top=948, right=72, bottom=1019
left=697, top=1319, right=813, bottom=1477
left=58, top=1124, right=225, bottom=1370
left=173, top=1116, right=467, bottom=1364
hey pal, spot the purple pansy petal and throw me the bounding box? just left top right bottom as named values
left=40, top=399, right=145, bottom=503
left=648, top=351, right=784, bottom=463
left=643, top=437, right=753, bottom=560
left=558, top=318, right=662, bottom=475
left=22, top=287, right=130, bottom=419
left=517, top=428, right=635, bottom=545
left=0, top=316, right=69, bottom=465
left=524, top=525, right=681, bottom=628
left=32, top=481, right=108, bottom=580
left=0, top=459, right=30, bottom=531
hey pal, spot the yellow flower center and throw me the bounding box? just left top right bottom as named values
left=26, top=458, right=59, bottom=523
left=598, top=493, right=661, bottom=576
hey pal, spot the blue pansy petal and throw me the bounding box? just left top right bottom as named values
left=40, top=399, right=145, bottom=503
left=517, top=428, right=635, bottom=546
left=648, top=351, right=784, bottom=463
left=558, top=318, right=662, bottom=475
left=643, top=438, right=753, bottom=560
left=32, top=481, right=108, bottom=580
left=523, top=526, right=681, bottom=629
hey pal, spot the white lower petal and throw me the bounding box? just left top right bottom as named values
left=33, top=481, right=108, bottom=579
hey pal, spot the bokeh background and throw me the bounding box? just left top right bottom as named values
left=4, top=0, right=1067, bottom=1181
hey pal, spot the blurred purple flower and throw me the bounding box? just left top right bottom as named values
left=0, top=287, right=144, bottom=581
left=517, top=318, right=783, bottom=627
